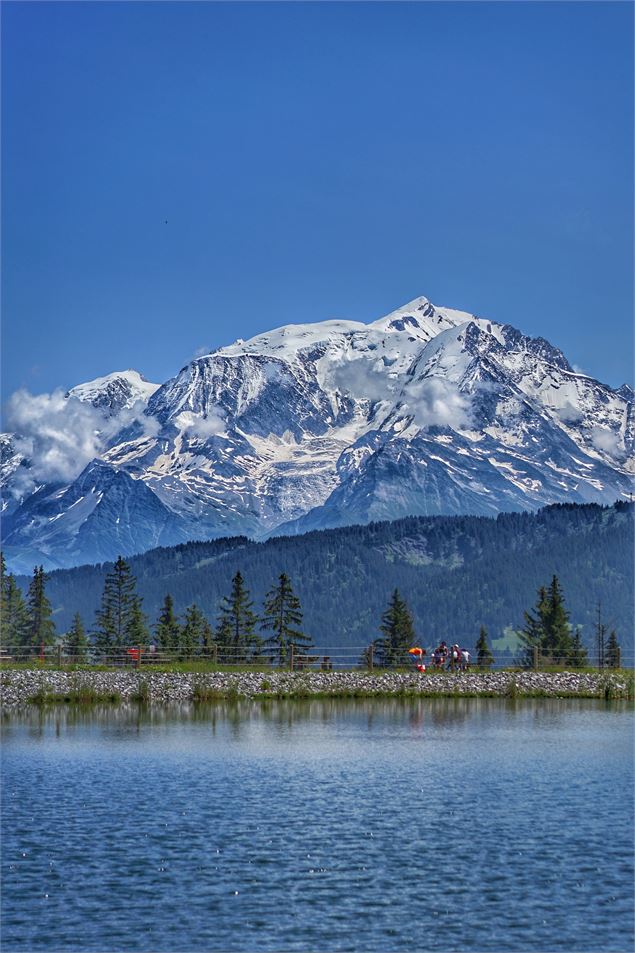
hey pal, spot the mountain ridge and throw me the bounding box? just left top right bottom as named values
left=12, top=501, right=634, bottom=658
left=2, top=294, right=632, bottom=571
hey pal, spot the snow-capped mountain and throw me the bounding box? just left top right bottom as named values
left=66, top=369, right=160, bottom=413
left=2, top=296, right=632, bottom=572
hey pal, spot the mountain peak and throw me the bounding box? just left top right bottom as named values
left=67, top=369, right=160, bottom=412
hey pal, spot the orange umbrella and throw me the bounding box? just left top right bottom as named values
left=408, top=647, right=423, bottom=657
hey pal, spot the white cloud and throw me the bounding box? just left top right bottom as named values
left=329, top=357, right=395, bottom=404
left=557, top=402, right=584, bottom=425
left=175, top=409, right=225, bottom=440
left=401, top=377, right=472, bottom=431
left=590, top=426, right=621, bottom=457
left=5, top=389, right=158, bottom=496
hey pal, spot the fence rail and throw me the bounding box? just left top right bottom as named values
left=0, top=645, right=632, bottom=672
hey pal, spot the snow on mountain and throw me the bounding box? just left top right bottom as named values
left=67, top=369, right=160, bottom=412
left=2, top=296, right=632, bottom=570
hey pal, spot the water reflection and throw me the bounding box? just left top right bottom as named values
left=2, top=695, right=630, bottom=739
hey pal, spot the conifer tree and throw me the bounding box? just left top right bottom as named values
left=94, top=556, right=140, bottom=656
left=155, top=594, right=180, bottom=654
left=519, top=577, right=574, bottom=667
left=218, top=571, right=260, bottom=663
left=261, top=573, right=312, bottom=665
left=475, top=625, right=494, bottom=669
left=374, top=589, right=415, bottom=668
left=65, top=613, right=90, bottom=662
left=0, top=559, right=29, bottom=655
left=595, top=603, right=607, bottom=669
left=201, top=618, right=216, bottom=659
left=605, top=630, right=621, bottom=669
left=127, top=598, right=150, bottom=648
left=544, top=575, right=574, bottom=663
left=180, top=603, right=208, bottom=658
left=215, top=614, right=233, bottom=663
left=26, top=566, right=56, bottom=653
left=518, top=586, right=549, bottom=667
left=570, top=625, right=588, bottom=669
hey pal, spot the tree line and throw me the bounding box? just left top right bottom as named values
left=361, top=576, right=621, bottom=670
left=1, top=553, right=623, bottom=669
left=11, top=501, right=631, bottom=658
left=0, top=554, right=314, bottom=665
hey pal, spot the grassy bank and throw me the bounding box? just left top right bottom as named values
left=3, top=667, right=631, bottom=709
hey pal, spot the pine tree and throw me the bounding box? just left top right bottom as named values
left=180, top=603, right=208, bottom=658
left=1, top=562, right=29, bottom=656
left=155, top=594, right=180, bottom=655
left=127, top=598, right=150, bottom=649
left=570, top=626, right=588, bottom=669
left=26, top=566, right=56, bottom=653
left=605, top=630, right=621, bottom=669
left=94, top=556, right=140, bottom=657
left=0, top=552, right=7, bottom=634
left=218, top=571, right=260, bottom=663
left=261, top=573, right=312, bottom=666
left=215, top=614, right=233, bottom=663
left=595, top=602, right=607, bottom=669
left=518, top=578, right=575, bottom=668
left=374, top=589, right=415, bottom=668
left=475, top=625, right=494, bottom=669
left=518, top=586, right=549, bottom=668
left=65, top=613, right=90, bottom=662
left=543, top=575, right=574, bottom=663
left=201, top=619, right=216, bottom=660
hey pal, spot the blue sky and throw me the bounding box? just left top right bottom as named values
left=2, top=1, right=632, bottom=403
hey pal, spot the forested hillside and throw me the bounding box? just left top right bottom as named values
left=15, top=502, right=634, bottom=658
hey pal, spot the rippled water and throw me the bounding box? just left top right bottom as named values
left=2, top=698, right=633, bottom=952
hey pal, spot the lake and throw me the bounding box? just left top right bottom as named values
left=1, top=698, right=633, bottom=952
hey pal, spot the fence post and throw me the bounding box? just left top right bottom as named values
left=57, top=644, right=62, bottom=668
left=290, top=644, right=294, bottom=672
left=369, top=643, right=374, bottom=672
left=137, top=645, right=141, bottom=669
left=213, top=644, right=218, bottom=666
left=533, top=646, right=539, bottom=671
left=616, top=645, right=621, bottom=670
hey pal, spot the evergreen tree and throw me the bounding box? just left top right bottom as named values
left=180, top=603, right=208, bottom=658
left=543, top=575, right=574, bottom=663
left=217, top=571, right=260, bottom=663
left=64, top=613, right=90, bottom=662
left=155, top=594, right=180, bottom=654
left=201, top=618, right=216, bottom=659
left=570, top=626, right=589, bottom=669
left=595, top=602, right=607, bottom=669
left=261, top=573, right=312, bottom=666
left=0, top=552, right=7, bottom=633
left=606, top=630, right=621, bottom=668
left=518, top=577, right=574, bottom=667
left=93, top=556, right=140, bottom=656
left=26, top=566, right=56, bottom=653
left=215, top=614, right=233, bottom=663
left=1, top=563, right=29, bottom=656
left=475, top=625, right=494, bottom=669
left=518, top=586, right=549, bottom=667
left=374, top=589, right=415, bottom=668
left=127, top=598, right=150, bottom=649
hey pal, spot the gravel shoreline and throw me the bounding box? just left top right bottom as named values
left=1, top=669, right=632, bottom=710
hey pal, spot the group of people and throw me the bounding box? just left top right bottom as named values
left=431, top=640, right=470, bottom=671
left=409, top=641, right=471, bottom=673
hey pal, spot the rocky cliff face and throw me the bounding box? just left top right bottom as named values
left=2, top=296, right=632, bottom=571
